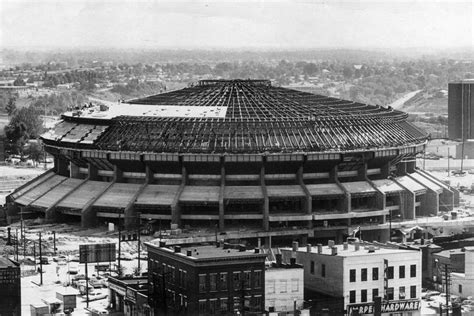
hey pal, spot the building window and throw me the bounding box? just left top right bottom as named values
left=349, top=290, right=356, bottom=303
left=372, top=288, right=379, bottom=300
left=198, top=299, right=207, bottom=315
left=280, top=280, right=287, bottom=293
left=199, top=274, right=207, bottom=293
left=459, top=284, right=463, bottom=294
left=220, top=298, right=228, bottom=313
left=410, top=264, right=416, bottom=277
left=399, top=265, right=405, bottom=279
left=321, top=264, right=326, bottom=277
left=254, top=296, right=262, bottom=310
left=291, top=279, right=299, bottom=292
left=209, top=299, right=217, bottom=315
left=244, top=271, right=251, bottom=289
left=387, top=287, right=394, bottom=300
left=219, top=272, right=227, bottom=291
left=310, top=261, right=315, bottom=274
left=182, top=270, right=187, bottom=288
left=233, top=272, right=241, bottom=290
left=268, top=280, right=275, bottom=294
left=372, top=267, right=379, bottom=280
left=399, top=286, right=406, bottom=299
left=210, top=273, right=217, bottom=292
left=233, top=297, right=240, bottom=311
left=361, top=289, right=367, bottom=302
left=410, top=286, right=416, bottom=299
left=350, top=269, right=356, bottom=282
left=387, top=266, right=394, bottom=279
left=361, top=268, right=367, bottom=281
left=254, top=270, right=262, bottom=288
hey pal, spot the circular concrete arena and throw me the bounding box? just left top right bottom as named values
left=7, top=79, right=456, bottom=244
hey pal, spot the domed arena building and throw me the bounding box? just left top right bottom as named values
left=7, top=80, right=457, bottom=244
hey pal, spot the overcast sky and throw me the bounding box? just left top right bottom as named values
left=1, top=0, right=472, bottom=50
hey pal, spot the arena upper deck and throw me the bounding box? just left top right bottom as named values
left=8, top=79, right=458, bottom=244
left=41, top=79, right=427, bottom=153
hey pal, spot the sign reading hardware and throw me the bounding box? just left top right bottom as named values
left=347, top=299, right=420, bottom=315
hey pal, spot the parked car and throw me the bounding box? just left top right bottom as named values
left=119, top=252, right=133, bottom=261
left=82, top=291, right=108, bottom=302
left=68, top=263, right=79, bottom=275
left=90, top=276, right=107, bottom=288
left=421, top=290, right=440, bottom=300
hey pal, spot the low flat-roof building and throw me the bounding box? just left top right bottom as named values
left=281, top=241, right=422, bottom=315
left=108, top=276, right=149, bottom=316
left=265, top=254, right=304, bottom=314
left=0, top=257, right=21, bottom=315
left=145, top=242, right=267, bottom=316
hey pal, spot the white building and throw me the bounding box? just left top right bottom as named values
left=265, top=255, right=304, bottom=314
left=450, top=246, right=474, bottom=298
left=281, top=241, right=422, bottom=316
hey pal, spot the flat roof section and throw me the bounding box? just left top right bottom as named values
left=341, top=181, right=377, bottom=195
left=93, top=183, right=141, bottom=209
left=179, top=186, right=220, bottom=203
left=31, top=178, right=84, bottom=208
left=396, top=175, right=427, bottom=194
left=10, top=171, right=55, bottom=200
left=58, top=180, right=110, bottom=209
left=224, top=186, right=264, bottom=201
left=410, top=172, right=442, bottom=193
left=148, top=245, right=267, bottom=261
left=306, top=183, right=344, bottom=197
left=135, top=184, right=180, bottom=206
left=372, top=179, right=404, bottom=194
left=14, top=175, right=66, bottom=206
left=266, top=185, right=306, bottom=198
left=290, top=244, right=418, bottom=257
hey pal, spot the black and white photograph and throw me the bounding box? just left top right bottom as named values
left=0, top=0, right=473, bottom=315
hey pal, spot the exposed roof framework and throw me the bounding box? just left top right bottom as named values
left=45, top=79, right=428, bottom=154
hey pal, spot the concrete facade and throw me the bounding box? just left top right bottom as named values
left=265, top=261, right=304, bottom=313
left=281, top=242, right=422, bottom=316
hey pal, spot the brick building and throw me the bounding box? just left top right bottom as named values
left=145, top=242, right=267, bottom=315
left=0, top=257, right=21, bottom=316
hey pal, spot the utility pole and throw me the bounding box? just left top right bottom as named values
left=20, top=211, right=25, bottom=259
left=118, top=213, right=122, bottom=276
left=85, top=247, right=89, bottom=308
left=15, top=229, right=19, bottom=261
left=53, top=231, right=56, bottom=256
left=137, top=212, right=141, bottom=274
left=39, top=232, right=43, bottom=286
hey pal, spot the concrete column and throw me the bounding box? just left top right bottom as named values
left=145, top=164, right=153, bottom=184
left=56, top=157, right=69, bottom=176
left=358, top=162, right=368, bottom=181
left=397, top=161, right=407, bottom=175
left=70, top=162, right=80, bottom=179
left=113, top=165, right=123, bottom=182
left=298, top=166, right=313, bottom=229
left=334, top=166, right=351, bottom=212
left=218, top=159, right=225, bottom=231
left=261, top=163, right=269, bottom=231
left=171, top=165, right=187, bottom=227
left=381, top=161, right=391, bottom=178
left=88, top=163, right=98, bottom=180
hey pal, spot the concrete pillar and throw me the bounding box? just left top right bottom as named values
left=70, top=162, right=80, bottom=178
left=171, top=165, right=187, bottom=227
left=56, top=157, right=69, bottom=176
left=145, top=164, right=153, bottom=184
left=406, top=160, right=416, bottom=173
left=219, top=160, right=225, bottom=231
left=358, top=162, right=368, bottom=181
left=264, top=236, right=272, bottom=249
left=397, top=161, right=407, bottom=175
left=381, top=161, right=391, bottom=178
left=261, top=163, right=269, bottom=231
left=113, top=165, right=123, bottom=182
left=88, top=163, right=98, bottom=180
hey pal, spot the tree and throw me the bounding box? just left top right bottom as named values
left=6, top=97, right=16, bottom=116
left=25, top=141, right=43, bottom=166
left=4, top=106, right=43, bottom=156
left=13, top=77, right=25, bottom=86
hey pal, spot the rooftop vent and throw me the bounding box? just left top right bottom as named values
left=292, top=241, right=299, bottom=252
left=307, top=244, right=312, bottom=253
left=328, top=240, right=335, bottom=248
left=331, top=246, right=338, bottom=256
left=317, top=244, right=323, bottom=254
left=368, top=246, right=376, bottom=253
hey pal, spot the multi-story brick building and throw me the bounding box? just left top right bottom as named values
left=281, top=241, right=422, bottom=315
left=0, top=257, right=21, bottom=316
left=145, top=242, right=267, bottom=315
